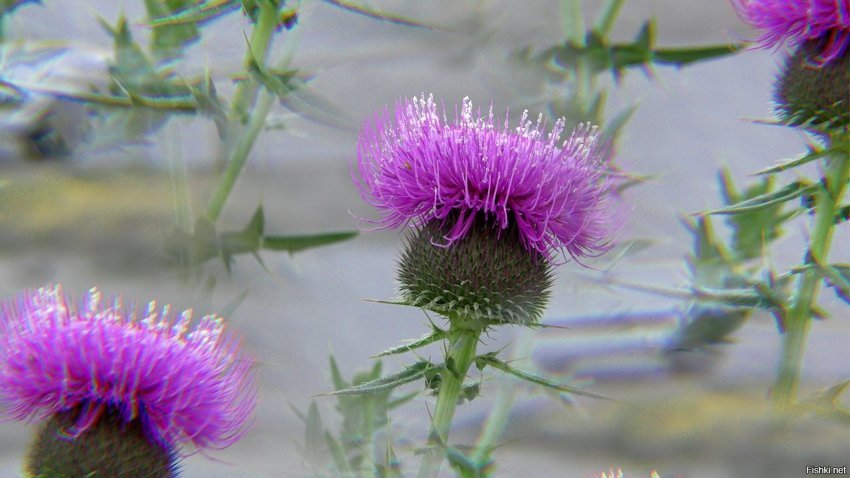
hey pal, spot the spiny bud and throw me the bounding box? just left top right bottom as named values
left=775, top=41, right=850, bottom=132
left=27, top=405, right=179, bottom=478
left=397, top=215, right=553, bottom=327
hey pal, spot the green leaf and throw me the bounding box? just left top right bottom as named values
left=329, top=356, right=349, bottom=391
left=145, top=0, right=200, bottom=60
left=221, top=206, right=265, bottom=255
left=148, top=0, right=241, bottom=27
left=685, top=216, right=731, bottom=287
left=718, top=169, right=790, bottom=261
left=324, top=0, right=434, bottom=29
left=692, top=285, right=784, bottom=310
left=305, top=402, right=325, bottom=464
left=754, top=146, right=840, bottom=175
left=796, top=380, right=850, bottom=426
left=815, top=263, right=850, bottom=304
left=324, top=430, right=354, bottom=474
left=476, top=355, right=610, bottom=400
left=668, top=304, right=749, bottom=350
left=323, top=361, right=438, bottom=396
left=706, top=180, right=817, bottom=215
left=653, top=44, right=743, bottom=66
left=263, top=231, right=357, bottom=253
left=374, top=327, right=447, bottom=357
left=248, top=57, right=302, bottom=99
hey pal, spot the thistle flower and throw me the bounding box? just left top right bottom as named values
left=731, top=0, right=850, bottom=64
left=355, top=95, right=617, bottom=262
left=0, top=285, right=256, bottom=475
left=355, top=95, right=618, bottom=325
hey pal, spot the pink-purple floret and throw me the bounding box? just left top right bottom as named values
left=0, top=285, right=256, bottom=451
left=732, top=0, right=850, bottom=63
left=354, top=95, right=619, bottom=262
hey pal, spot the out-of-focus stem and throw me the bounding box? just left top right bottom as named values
left=774, top=141, right=849, bottom=409
left=593, top=0, right=626, bottom=36
left=416, top=327, right=480, bottom=478
left=563, top=0, right=586, bottom=47
left=204, top=1, right=279, bottom=222
left=205, top=88, right=276, bottom=221
left=230, top=0, right=278, bottom=122
left=470, top=333, right=535, bottom=467
left=166, top=129, right=192, bottom=232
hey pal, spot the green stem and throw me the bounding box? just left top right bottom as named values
left=204, top=88, right=276, bottom=221
left=231, top=0, right=279, bottom=121
left=204, top=0, right=279, bottom=222
left=416, top=327, right=481, bottom=478
left=592, top=0, right=626, bottom=36
left=166, top=129, right=192, bottom=232
left=773, top=144, right=849, bottom=409
left=562, top=0, right=585, bottom=47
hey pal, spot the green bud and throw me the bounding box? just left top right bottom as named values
left=27, top=405, right=179, bottom=478
left=775, top=42, right=850, bottom=132
left=397, top=215, right=553, bottom=327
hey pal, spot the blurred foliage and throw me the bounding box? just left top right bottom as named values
left=513, top=5, right=740, bottom=139
left=296, top=358, right=415, bottom=477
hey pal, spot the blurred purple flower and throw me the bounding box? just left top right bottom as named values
left=354, top=95, right=619, bottom=261
left=0, top=285, right=256, bottom=451
left=732, top=0, right=850, bottom=64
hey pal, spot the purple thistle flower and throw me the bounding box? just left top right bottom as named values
left=354, top=95, right=618, bottom=262
left=732, top=0, right=850, bottom=64
left=0, top=285, right=257, bottom=451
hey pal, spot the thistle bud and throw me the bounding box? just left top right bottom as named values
left=775, top=41, right=850, bottom=131
left=28, top=406, right=178, bottom=477
left=398, top=215, right=553, bottom=326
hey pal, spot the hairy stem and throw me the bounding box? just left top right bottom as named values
left=416, top=327, right=480, bottom=478
left=774, top=140, right=849, bottom=408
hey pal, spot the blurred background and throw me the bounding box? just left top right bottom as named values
left=0, top=1, right=848, bottom=477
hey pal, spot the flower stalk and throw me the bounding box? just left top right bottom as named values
left=205, top=0, right=281, bottom=222
left=417, top=326, right=481, bottom=478
left=774, top=141, right=849, bottom=408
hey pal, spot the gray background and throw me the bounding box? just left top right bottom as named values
left=1, top=1, right=848, bottom=477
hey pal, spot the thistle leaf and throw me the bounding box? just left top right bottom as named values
left=147, top=0, right=240, bottom=27
left=374, top=328, right=447, bottom=357
left=815, top=263, right=850, bottom=304
left=705, top=180, right=817, bottom=215
left=754, top=145, right=842, bottom=175
left=323, top=361, right=438, bottom=396
left=262, top=231, right=357, bottom=253
left=653, top=44, right=743, bottom=66
left=476, top=355, right=609, bottom=400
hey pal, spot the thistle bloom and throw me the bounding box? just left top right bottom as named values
left=355, top=95, right=617, bottom=262
left=732, top=0, right=850, bottom=64
left=0, top=285, right=256, bottom=451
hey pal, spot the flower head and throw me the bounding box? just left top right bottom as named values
left=732, top=0, right=850, bottom=64
left=354, top=95, right=618, bottom=262
left=0, top=285, right=256, bottom=451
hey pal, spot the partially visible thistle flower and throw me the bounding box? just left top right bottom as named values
left=732, top=0, right=850, bottom=64
left=355, top=95, right=619, bottom=325
left=0, top=285, right=257, bottom=476
left=355, top=94, right=617, bottom=262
